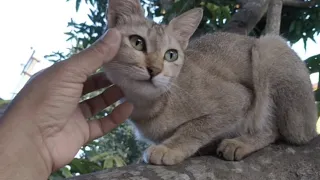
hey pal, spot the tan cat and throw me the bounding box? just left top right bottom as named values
left=103, top=0, right=318, bottom=165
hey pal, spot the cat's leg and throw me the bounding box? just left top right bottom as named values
left=143, top=80, right=253, bottom=165
left=143, top=114, right=238, bottom=165
left=252, top=36, right=318, bottom=144
left=216, top=125, right=279, bottom=161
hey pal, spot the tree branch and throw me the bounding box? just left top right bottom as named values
left=68, top=136, right=320, bottom=180
left=265, top=0, right=283, bottom=34
left=283, top=0, right=316, bottom=8
left=222, top=0, right=270, bottom=35
left=222, top=0, right=317, bottom=35
left=159, top=0, right=174, bottom=11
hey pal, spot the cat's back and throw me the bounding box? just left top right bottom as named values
left=184, top=32, right=256, bottom=86
left=188, top=32, right=255, bottom=54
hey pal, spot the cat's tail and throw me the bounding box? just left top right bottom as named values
left=242, top=42, right=274, bottom=134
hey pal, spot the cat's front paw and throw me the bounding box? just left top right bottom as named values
left=143, top=144, right=185, bottom=165
left=216, top=139, right=254, bottom=161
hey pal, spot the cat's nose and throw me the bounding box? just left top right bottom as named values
left=147, top=67, right=153, bottom=77
left=146, top=66, right=161, bottom=78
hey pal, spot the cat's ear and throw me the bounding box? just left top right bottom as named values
left=107, top=0, right=144, bottom=28
left=166, top=8, right=203, bottom=49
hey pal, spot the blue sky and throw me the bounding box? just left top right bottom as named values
left=0, top=0, right=319, bottom=100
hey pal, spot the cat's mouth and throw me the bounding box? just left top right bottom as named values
left=123, top=72, right=167, bottom=90
left=106, top=62, right=150, bottom=80
left=105, top=61, right=168, bottom=90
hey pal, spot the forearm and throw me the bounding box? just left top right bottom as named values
left=0, top=117, right=50, bottom=180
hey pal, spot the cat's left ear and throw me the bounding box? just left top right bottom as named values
left=166, top=8, right=203, bottom=49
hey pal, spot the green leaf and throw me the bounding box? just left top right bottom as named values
left=289, top=21, right=296, bottom=32
left=0, top=99, right=10, bottom=107
left=61, top=167, right=73, bottom=178
left=113, top=155, right=126, bottom=167
left=103, top=157, right=114, bottom=169
left=69, top=158, right=102, bottom=174
left=76, top=0, right=81, bottom=11
left=295, top=21, right=302, bottom=35
left=221, top=6, right=231, bottom=22
left=303, top=36, right=308, bottom=51
left=89, top=152, right=110, bottom=162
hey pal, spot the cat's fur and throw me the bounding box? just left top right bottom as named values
left=103, top=0, right=318, bottom=165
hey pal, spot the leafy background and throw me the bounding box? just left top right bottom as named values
left=45, top=0, right=320, bottom=179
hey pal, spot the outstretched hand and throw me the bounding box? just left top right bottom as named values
left=0, top=29, right=133, bottom=178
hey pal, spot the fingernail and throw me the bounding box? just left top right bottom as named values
left=103, top=28, right=121, bottom=45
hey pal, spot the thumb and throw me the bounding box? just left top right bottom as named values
left=66, top=28, right=121, bottom=77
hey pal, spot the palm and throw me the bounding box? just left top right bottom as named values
left=44, top=107, right=89, bottom=170
left=40, top=72, right=132, bottom=171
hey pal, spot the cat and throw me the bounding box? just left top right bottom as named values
left=102, top=0, right=318, bottom=165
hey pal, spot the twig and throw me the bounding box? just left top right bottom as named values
left=265, top=0, right=283, bottom=35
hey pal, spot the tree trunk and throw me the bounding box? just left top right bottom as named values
left=68, top=135, right=320, bottom=180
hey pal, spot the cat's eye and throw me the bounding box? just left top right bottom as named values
left=129, top=35, right=146, bottom=51
left=164, top=49, right=178, bottom=62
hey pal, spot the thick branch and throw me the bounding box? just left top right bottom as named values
left=266, top=0, right=283, bottom=34
left=283, top=0, right=316, bottom=8
left=159, top=0, right=174, bottom=11
left=222, top=0, right=270, bottom=35
left=68, top=136, right=320, bottom=180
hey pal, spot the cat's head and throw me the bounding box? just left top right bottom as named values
left=104, top=0, right=203, bottom=101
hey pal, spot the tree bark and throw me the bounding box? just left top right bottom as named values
left=265, top=0, right=283, bottom=34
left=283, top=0, right=316, bottom=8
left=68, top=135, right=320, bottom=180
left=222, top=0, right=270, bottom=35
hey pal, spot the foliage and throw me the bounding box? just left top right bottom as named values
left=47, top=0, right=320, bottom=179
left=0, top=99, right=10, bottom=108
left=305, top=54, right=320, bottom=101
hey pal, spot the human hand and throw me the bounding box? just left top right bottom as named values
left=0, top=29, right=133, bottom=178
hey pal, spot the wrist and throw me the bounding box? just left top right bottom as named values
left=0, top=116, right=51, bottom=180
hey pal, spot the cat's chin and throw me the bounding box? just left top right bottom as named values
left=104, top=67, right=172, bottom=100
left=122, top=72, right=171, bottom=91
left=118, top=75, right=171, bottom=103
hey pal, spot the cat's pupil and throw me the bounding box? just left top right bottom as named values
left=136, top=40, right=141, bottom=46
left=129, top=35, right=145, bottom=51
left=164, top=49, right=178, bottom=62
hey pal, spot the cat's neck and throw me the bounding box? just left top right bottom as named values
left=122, top=88, right=169, bottom=119
left=122, top=89, right=161, bottom=106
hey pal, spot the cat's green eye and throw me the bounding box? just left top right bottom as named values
left=164, top=49, right=178, bottom=62
left=129, top=35, right=146, bottom=51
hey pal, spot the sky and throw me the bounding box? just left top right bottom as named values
left=0, top=0, right=319, bottom=100
left=0, top=0, right=90, bottom=100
